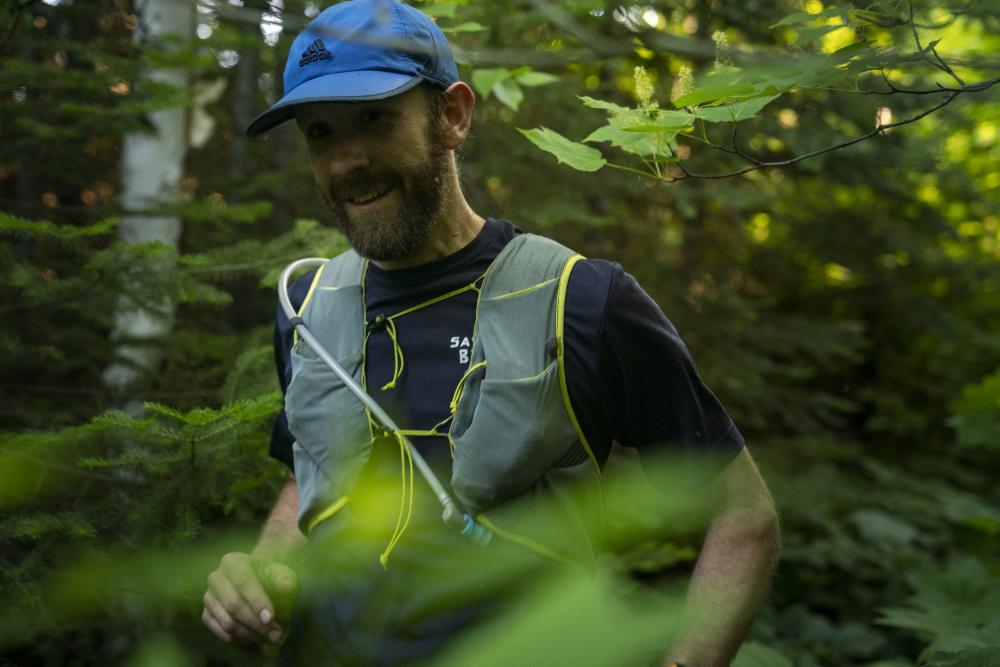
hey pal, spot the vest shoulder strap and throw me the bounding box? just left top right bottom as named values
left=296, top=249, right=367, bottom=359
left=480, top=233, right=577, bottom=299
left=316, top=249, right=366, bottom=290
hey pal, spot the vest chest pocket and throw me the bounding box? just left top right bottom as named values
left=286, top=345, right=371, bottom=515
left=449, top=361, right=581, bottom=514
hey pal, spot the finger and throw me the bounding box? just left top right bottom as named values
left=222, top=554, right=280, bottom=629
left=205, top=591, right=262, bottom=644
left=202, top=607, right=232, bottom=643
left=260, top=560, right=299, bottom=598
left=207, top=570, right=271, bottom=640
left=259, top=560, right=299, bottom=623
left=204, top=591, right=241, bottom=642
left=219, top=552, right=256, bottom=588
left=227, top=570, right=274, bottom=635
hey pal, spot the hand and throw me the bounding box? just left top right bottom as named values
left=203, top=551, right=299, bottom=645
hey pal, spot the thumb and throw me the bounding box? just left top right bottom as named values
left=261, top=560, right=299, bottom=597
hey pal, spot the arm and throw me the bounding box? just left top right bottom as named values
left=253, top=472, right=308, bottom=563
left=203, top=473, right=305, bottom=645
left=665, top=448, right=781, bottom=667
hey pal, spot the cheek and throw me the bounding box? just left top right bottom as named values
left=308, top=155, right=329, bottom=186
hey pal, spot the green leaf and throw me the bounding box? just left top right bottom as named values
left=921, top=648, right=1000, bottom=667
left=578, top=95, right=630, bottom=115
left=877, top=558, right=1000, bottom=643
left=471, top=68, right=510, bottom=100
left=949, top=368, right=1000, bottom=449
left=830, top=41, right=869, bottom=63
left=674, top=83, right=756, bottom=108
left=419, top=3, right=458, bottom=18
left=694, top=94, right=780, bottom=123
left=584, top=124, right=656, bottom=156
left=493, top=79, right=524, bottom=111
left=793, top=24, right=847, bottom=46
left=623, top=110, right=695, bottom=132
left=848, top=509, right=918, bottom=548
left=732, top=641, right=794, bottom=667
left=515, top=71, right=559, bottom=87
left=442, top=21, right=488, bottom=33
left=771, top=7, right=844, bottom=28
left=519, top=127, right=607, bottom=172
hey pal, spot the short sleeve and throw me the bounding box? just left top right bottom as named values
left=600, top=268, right=744, bottom=463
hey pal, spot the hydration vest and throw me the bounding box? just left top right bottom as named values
left=285, top=234, right=604, bottom=566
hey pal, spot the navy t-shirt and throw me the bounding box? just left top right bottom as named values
left=271, top=217, right=743, bottom=474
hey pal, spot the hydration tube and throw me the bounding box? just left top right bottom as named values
left=279, top=258, right=491, bottom=546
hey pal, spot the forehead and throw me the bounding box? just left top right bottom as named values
left=294, top=86, right=427, bottom=125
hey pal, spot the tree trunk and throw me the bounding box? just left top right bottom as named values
left=102, top=0, right=193, bottom=403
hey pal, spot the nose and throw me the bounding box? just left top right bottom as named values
left=326, top=137, right=370, bottom=178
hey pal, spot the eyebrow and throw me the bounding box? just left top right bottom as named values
left=297, top=103, right=404, bottom=124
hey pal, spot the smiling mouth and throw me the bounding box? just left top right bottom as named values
left=346, top=186, right=393, bottom=207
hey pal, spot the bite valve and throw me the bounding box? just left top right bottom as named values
left=442, top=504, right=492, bottom=545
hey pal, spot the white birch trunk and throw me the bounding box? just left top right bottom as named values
left=103, top=0, right=192, bottom=396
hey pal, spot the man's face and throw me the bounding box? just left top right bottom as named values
left=296, top=87, right=449, bottom=262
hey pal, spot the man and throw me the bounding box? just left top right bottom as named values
left=203, top=1, right=780, bottom=665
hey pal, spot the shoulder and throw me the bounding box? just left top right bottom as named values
left=563, top=258, right=620, bottom=322
left=283, top=247, right=363, bottom=315
left=285, top=270, right=318, bottom=315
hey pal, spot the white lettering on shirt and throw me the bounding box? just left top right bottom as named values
left=450, top=336, right=472, bottom=364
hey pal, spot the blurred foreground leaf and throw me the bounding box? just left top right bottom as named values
left=432, top=567, right=685, bottom=667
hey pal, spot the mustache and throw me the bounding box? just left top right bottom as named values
left=329, top=170, right=401, bottom=201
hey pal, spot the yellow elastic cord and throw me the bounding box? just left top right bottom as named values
left=362, top=327, right=381, bottom=437
left=476, top=514, right=574, bottom=566
left=305, top=495, right=350, bottom=537
left=380, top=318, right=405, bottom=391
left=392, top=281, right=481, bottom=319
left=375, top=280, right=483, bottom=393
left=292, top=264, right=326, bottom=348
left=450, top=361, right=487, bottom=414
left=396, top=428, right=439, bottom=438
left=379, top=431, right=415, bottom=569
left=490, top=277, right=557, bottom=301
left=363, top=273, right=487, bottom=566
left=556, top=255, right=602, bottom=484
left=360, top=262, right=380, bottom=442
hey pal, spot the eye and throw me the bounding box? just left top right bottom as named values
left=305, top=122, right=331, bottom=140
left=358, top=109, right=382, bottom=125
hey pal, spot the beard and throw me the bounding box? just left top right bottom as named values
left=320, top=130, right=450, bottom=262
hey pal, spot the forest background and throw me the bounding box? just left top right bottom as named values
left=1, top=0, right=998, bottom=665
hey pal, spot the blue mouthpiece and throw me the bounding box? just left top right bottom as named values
left=459, top=513, right=493, bottom=546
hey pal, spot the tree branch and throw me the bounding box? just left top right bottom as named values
left=673, top=91, right=962, bottom=182
left=867, top=73, right=999, bottom=95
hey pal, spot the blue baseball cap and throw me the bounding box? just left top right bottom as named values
left=247, top=0, right=459, bottom=137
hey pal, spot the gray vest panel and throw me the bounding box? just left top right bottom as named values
left=449, top=234, right=588, bottom=513
left=285, top=250, right=372, bottom=530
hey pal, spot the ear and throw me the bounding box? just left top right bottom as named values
left=440, top=82, right=475, bottom=150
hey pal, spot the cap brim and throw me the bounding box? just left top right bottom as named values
left=246, top=71, right=424, bottom=137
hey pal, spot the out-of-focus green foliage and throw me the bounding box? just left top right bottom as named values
left=949, top=368, right=1000, bottom=449
left=878, top=558, right=1000, bottom=658
left=1, top=0, right=998, bottom=665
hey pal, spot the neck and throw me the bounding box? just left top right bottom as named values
left=371, top=158, right=484, bottom=270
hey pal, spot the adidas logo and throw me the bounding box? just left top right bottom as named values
left=298, top=39, right=333, bottom=67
